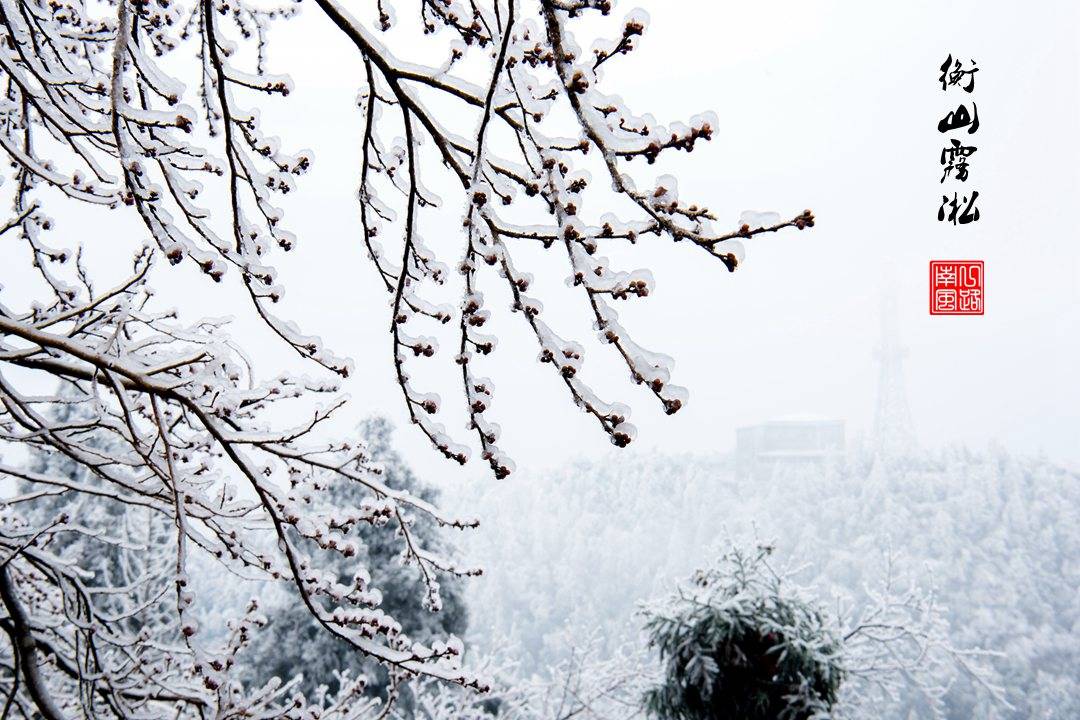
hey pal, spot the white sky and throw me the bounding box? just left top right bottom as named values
left=302, top=0, right=1079, bottom=482
left=3, top=0, right=1077, bottom=484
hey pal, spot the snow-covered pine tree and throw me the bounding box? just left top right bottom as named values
left=641, top=542, right=1005, bottom=720
left=464, top=450, right=1029, bottom=719
left=642, top=544, right=845, bottom=720
left=243, top=417, right=468, bottom=703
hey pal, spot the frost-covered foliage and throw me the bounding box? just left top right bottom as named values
left=0, top=300, right=482, bottom=718
left=459, top=453, right=735, bottom=668
left=5, top=400, right=178, bottom=711
left=19, top=399, right=174, bottom=618
left=392, top=634, right=653, bottom=720
left=502, top=637, right=653, bottom=720
left=451, top=540, right=985, bottom=720
left=641, top=543, right=1003, bottom=720
left=754, top=447, right=1078, bottom=720
left=642, top=545, right=844, bottom=720
left=843, top=453, right=1075, bottom=719
left=1, top=377, right=477, bottom=719
left=463, top=445, right=1072, bottom=718
left=320, top=0, right=814, bottom=474
left=833, top=551, right=1005, bottom=720
left=0, top=0, right=809, bottom=714
left=242, top=416, right=469, bottom=703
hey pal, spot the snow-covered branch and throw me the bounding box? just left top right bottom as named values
left=0, top=0, right=809, bottom=714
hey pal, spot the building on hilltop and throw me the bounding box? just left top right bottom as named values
left=735, top=414, right=846, bottom=482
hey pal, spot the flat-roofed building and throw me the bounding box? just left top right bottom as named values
left=735, top=414, right=845, bottom=481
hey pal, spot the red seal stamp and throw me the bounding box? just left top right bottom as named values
left=930, top=260, right=984, bottom=315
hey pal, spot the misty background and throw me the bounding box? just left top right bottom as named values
left=3, top=0, right=1077, bottom=716
left=258, top=0, right=1080, bottom=479
left=8, top=1, right=1075, bottom=475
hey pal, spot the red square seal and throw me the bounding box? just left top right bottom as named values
left=930, top=260, right=984, bottom=315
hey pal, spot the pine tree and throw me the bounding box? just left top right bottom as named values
left=243, top=417, right=468, bottom=700
left=643, top=545, right=844, bottom=720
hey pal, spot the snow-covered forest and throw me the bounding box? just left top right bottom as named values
left=0, top=0, right=1076, bottom=717
left=461, top=443, right=1079, bottom=719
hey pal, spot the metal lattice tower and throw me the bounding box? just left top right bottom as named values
left=873, top=287, right=917, bottom=458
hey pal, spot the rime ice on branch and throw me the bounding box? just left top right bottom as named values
left=0, top=0, right=810, bottom=715
left=325, top=0, right=812, bottom=477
